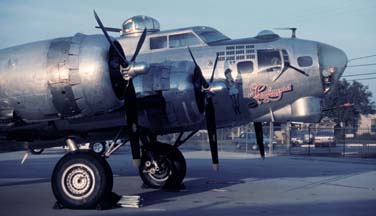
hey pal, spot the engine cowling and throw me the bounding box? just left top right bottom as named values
left=0, top=33, right=206, bottom=133
left=0, top=33, right=123, bottom=123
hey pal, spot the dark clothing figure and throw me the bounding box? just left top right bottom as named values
left=224, top=68, right=241, bottom=114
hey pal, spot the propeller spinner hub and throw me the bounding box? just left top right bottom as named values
left=121, top=62, right=149, bottom=80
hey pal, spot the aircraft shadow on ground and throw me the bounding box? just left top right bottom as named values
left=126, top=157, right=375, bottom=207
left=98, top=199, right=376, bottom=216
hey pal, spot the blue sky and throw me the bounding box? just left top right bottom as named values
left=1, top=0, right=375, bottom=99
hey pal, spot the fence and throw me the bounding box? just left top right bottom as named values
left=161, top=125, right=376, bottom=158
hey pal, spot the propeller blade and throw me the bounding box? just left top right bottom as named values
left=188, top=48, right=219, bottom=170
left=94, top=11, right=143, bottom=168
left=205, top=98, right=219, bottom=171
left=285, top=62, right=309, bottom=76
left=93, top=10, right=128, bottom=66
left=272, top=65, right=288, bottom=82
left=254, top=122, right=265, bottom=159
left=95, top=26, right=122, bottom=33
left=188, top=47, right=209, bottom=86
left=273, top=61, right=309, bottom=82
left=188, top=48, right=208, bottom=113
left=131, top=28, right=147, bottom=62
left=188, top=47, right=198, bottom=67
left=124, top=79, right=141, bottom=167
left=209, top=53, right=219, bottom=83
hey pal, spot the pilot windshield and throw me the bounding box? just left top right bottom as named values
left=257, top=49, right=282, bottom=72
left=193, top=27, right=230, bottom=44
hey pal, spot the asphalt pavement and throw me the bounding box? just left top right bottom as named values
left=0, top=149, right=375, bottom=216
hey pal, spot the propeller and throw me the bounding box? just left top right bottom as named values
left=273, top=61, right=309, bottom=81
left=95, top=26, right=122, bottom=33
left=94, top=10, right=128, bottom=66
left=189, top=49, right=207, bottom=114
left=285, top=62, right=309, bottom=76
left=253, top=122, right=265, bottom=159
left=94, top=10, right=147, bottom=168
left=188, top=48, right=220, bottom=171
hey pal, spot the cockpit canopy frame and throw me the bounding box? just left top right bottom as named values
left=148, top=26, right=230, bottom=50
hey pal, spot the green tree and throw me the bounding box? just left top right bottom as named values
left=322, top=79, right=376, bottom=127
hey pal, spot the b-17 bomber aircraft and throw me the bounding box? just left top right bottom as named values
left=0, top=11, right=347, bottom=209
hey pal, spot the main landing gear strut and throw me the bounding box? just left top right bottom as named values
left=139, top=142, right=186, bottom=189
left=138, top=131, right=197, bottom=189
left=50, top=131, right=195, bottom=209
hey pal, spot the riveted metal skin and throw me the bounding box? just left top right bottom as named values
left=0, top=34, right=123, bottom=124
left=0, top=24, right=347, bottom=144
left=47, top=36, right=81, bottom=117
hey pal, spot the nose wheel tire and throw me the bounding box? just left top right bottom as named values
left=139, top=143, right=186, bottom=189
left=51, top=150, right=113, bottom=209
left=90, top=142, right=106, bottom=155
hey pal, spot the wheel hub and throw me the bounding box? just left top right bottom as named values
left=61, top=164, right=96, bottom=200
left=143, top=159, right=171, bottom=182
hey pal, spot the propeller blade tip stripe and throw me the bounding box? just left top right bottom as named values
left=213, top=164, right=219, bottom=172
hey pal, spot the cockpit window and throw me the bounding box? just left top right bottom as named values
left=237, top=61, right=254, bottom=74
left=193, top=27, right=230, bottom=44
left=150, top=36, right=167, bottom=50
left=257, top=49, right=282, bottom=72
left=169, top=33, right=201, bottom=48
left=297, top=56, right=313, bottom=67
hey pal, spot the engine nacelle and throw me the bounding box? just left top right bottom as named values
left=0, top=33, right=123, bottom=123
left=134, top=61, right=205, bottom=133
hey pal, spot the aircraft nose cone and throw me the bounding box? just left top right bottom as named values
left=318, top=43, right=348, bottom=80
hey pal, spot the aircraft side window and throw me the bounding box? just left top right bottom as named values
left=297, top=56, right=313, bottom=67
left=257, top=49, right=282, bottom=72
left=237, top=61, right=254, bottom=74
left=150, top=36, right=167, bottom=50
left=169, top=33, right=201, bottom=48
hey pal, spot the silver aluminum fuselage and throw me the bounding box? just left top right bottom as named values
left=0, top=27, right=347, bottom=144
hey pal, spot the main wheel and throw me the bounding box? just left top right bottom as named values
left=139, top=143, right=186, bottom=189
left=90, top=142, right=106, bottom=155
left=51, top=150, right=113, bottom=209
